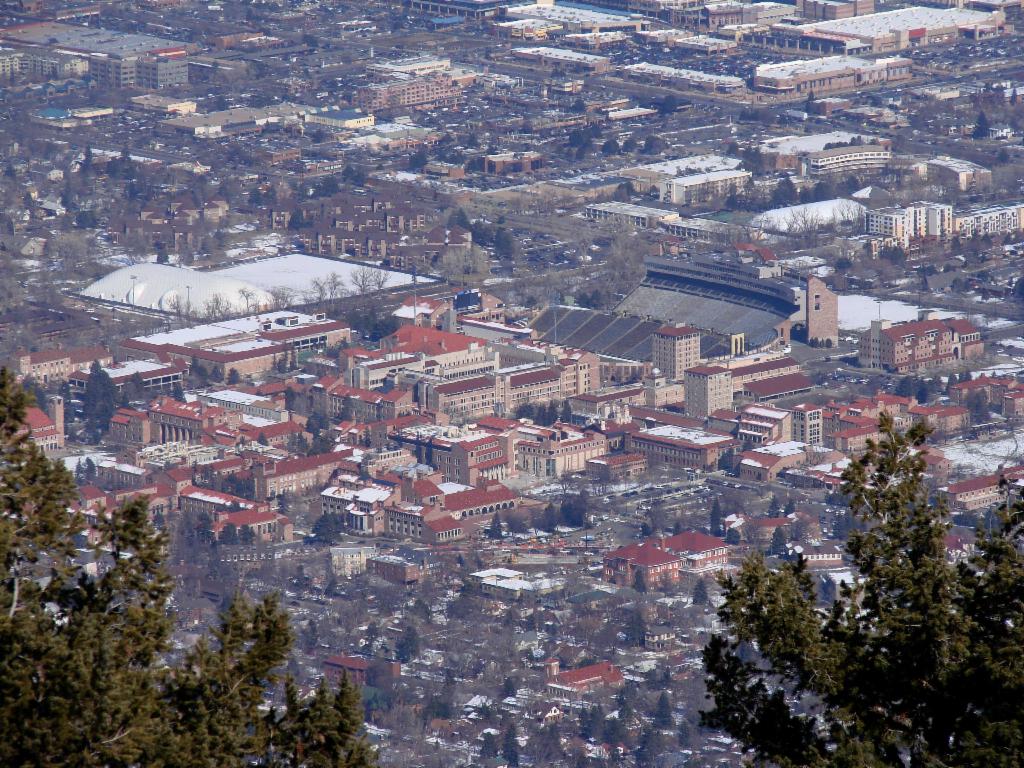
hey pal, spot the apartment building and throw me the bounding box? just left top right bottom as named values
left=941, top=467, right=1024, bottom=512
left=926, top=156, right=992, bottom=192
left=657, top=169, right=752, bottom=205
left=603, top=542, right=682, bottom=587
left=955, top=202, right=1024, bottom=239
left=353, top=74, right=463, bottom=111
left=494, top=365, right=563, bottom=415
left=661, top=531, right=730, bottom=573
left=859, top=317, right=983, bottom=372
left=908, top=403, right=969, bottom=435
left=801, top=144, right=892, bottom=176
left=866, top=202, right=954, bottom=247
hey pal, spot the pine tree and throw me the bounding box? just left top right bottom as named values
left=703, top=414, right=1024, bottom=766
left=0, top=368, right=376, bottom=768
left=710, top=498, right=723, bottom=535
left=487, top=513, right=502, bottom=540
left=635, top=727, right=663, bottom=768
left=973, top=109, right=990, bottom=139
left=770, top=526, right=788, bottom=556
left=480, top=731, right=498, bottom=758
left=692, top=578, right=709, bottom=606
left=502, top=723, right=520, bottom=767
left=653, top=691, right=673, bottom=728
left=82, top=359, right=116, bottom=436
left=395, top=624, right=419, bottom=663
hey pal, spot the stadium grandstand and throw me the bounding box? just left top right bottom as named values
left=532, top=253, right=838, bottom=363
left=616, top=255, right=837, bottom=353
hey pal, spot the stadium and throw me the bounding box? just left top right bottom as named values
left=532, top=254, right=838, bottom=362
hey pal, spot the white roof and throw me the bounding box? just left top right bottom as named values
left=752, top=199, right=865, bottom=233
left=761, top=131, right=876, bottom=155
left=322, top=486, right=392, bottom=504
left=83, top=263, right=273, bottom=314
left=204, top=389, right=269, bottom=406
left=472, top=567, right=524, bottom=579
left=640, top=424, right=733, bottom=445
left=796, top=6, right=997, bottom=38
left=216, top=254, right=428, bottom=296
left=513, top=46, right=610, bottom=64
left=751, top=440, right=807, bottom=457
left=88, top=358, right=177, bottom=380
left=669, top=168, right=751, bottom=186
left=755, top=55, right=893, bottom=79
left=623, top=62, right=744, bottom=88
left=506, top=3, right=637, bottom=24
left=85, top=256, right=428, bottom=313
left=628, top=156, right=742, bottom=178
left=127, top=311, right=331, bottom=348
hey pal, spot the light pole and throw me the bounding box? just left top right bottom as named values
left=130, top=274, right=137, bottom=306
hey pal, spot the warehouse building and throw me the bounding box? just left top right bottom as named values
left=755, top=6, right=1005, bottom=53
left=753, top=55, right=911, bottom=95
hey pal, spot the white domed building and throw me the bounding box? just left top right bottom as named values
left=82, top=263, right=274, bottom=314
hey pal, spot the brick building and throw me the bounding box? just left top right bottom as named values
left=16, top=345, right=111, bottom=384
left=684, top=365, right=733, bottom=418
left=651, top=325, right=702, bottom=381
left=859, top=317, right=983, bottom=372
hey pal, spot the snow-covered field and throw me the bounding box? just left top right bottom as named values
left=214, top=254, right=432, bottom=295
left=837, top=294, right=957, bottom=331
left=940, top=432, right=1024, bottom=474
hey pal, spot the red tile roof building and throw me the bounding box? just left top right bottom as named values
left=661, top=530, right=730, bottom=573
left=16, top=345, right=112, bottom=384
left=859, top=317, right=983, bottom=373
left=546, top=660, right=624, bottom=695
left=603, top=541, right=682, bottom=587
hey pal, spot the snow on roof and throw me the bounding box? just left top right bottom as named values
left=513, top=46, right=609, bottom=63
left=507, top=3, right=637, bottom=23
left=472, top=567, right=524, bottom=579
left=755, top=55, right=897, bottom=80
left=84, top=358, right=178, bottom=380
left=83, top=263, right=273, bottom=314
left=797, top=6, right=997, bottom=38
left=126, top=311, right=333, bottom=348
left=624, top=154, right=743, bottom=177
left=751, top=440, right=807, bottom=457
left=623, top=61, right=744, bottom=88
left=204, top=389, right=270, bottom=406
left=752, top=198, right=865, bottom=233
left=322, top=485, right=392, bottom=504
left=760, top=131, right=877, bottom=155
left=215, top=254, right=430, bottom=295
left=640, top=424, right=733, bottom=445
